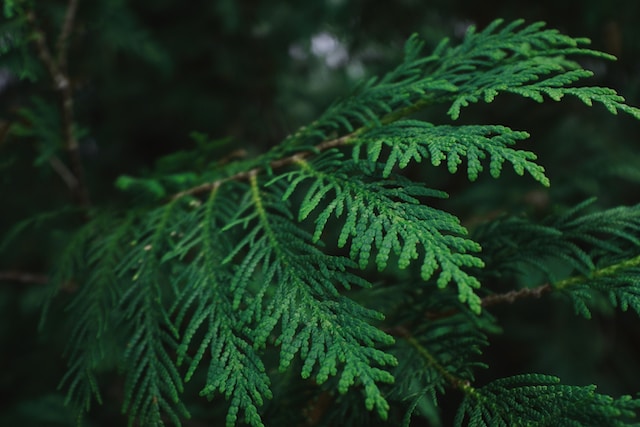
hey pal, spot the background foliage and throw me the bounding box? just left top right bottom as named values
left=1, top=0, right=640, bottom=426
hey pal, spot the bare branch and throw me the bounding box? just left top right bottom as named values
left=48, top=155, right=79, bottom=190
left=26, top=6, right=91, bottom=208
left=425, top=283, right=553, bottom=320
left=56, top=0, right=80, bottom=69
left=481, top=284, right=552, bottom=308
left=0, top=271, right=49, bottom=285
left=26, top=11, right=60, bottom=81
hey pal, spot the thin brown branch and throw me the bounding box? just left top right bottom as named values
left=391, top=325, right=472, bottom=390
left=60, top=84, right=91, bottom=207
left=26, top=11, right=60, bottom=82
left=0, top=270, right=78, bottom=292
left=0, top=271, right=49, bottom=285
left=170, top=133, right=354, bottom=200
left=425, top=283, right=553, bottom=320
left=56, top=0, right=80, bottom=68
left=48, top=155, right=79, bottom=190
left=481, top=283, right=552, bottom=308
left=216, top=149, right=247, bottom=166
left=26, top=6, right=91, bottom=208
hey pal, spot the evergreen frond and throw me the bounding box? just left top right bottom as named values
left=224, top=174, right=398, bottom=419
left=277, top=151, right=485, bottom=313
left=557, top=255, right=640, bottom=319
left=476, top=201, right=639, bottom=276
left=475, top=200, right=640, bottom=318
left=455, top=374, right=640, bottom=426
left=168, top=185, right=272, bottom=427
left=282, top=33, right=457, bottom=146
left=507, top=80, right=640, bottom=119
left=281, top=19, right=628, bottom=147
left=0, top=10, right=41, bottom=80
left=353, top=120, right=548, bottom=184
left=390, top=310, right=490, bottom=426
left=117, top=203, right=190, bottom=426
left=438, top=20, right=627, bottom=120
left=11, top=96, right=64, bottom=164
left=58, top=214, right=134, bottom=415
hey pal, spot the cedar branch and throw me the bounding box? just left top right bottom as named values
left=425, top=283, right=553, bottom=321
left=56, top=0, right=80, bottom=68
left=26, top=4, right=90, bottom=208
left=0, top=271, right=49, bottom=285
left=170, top=133, right=354, bottom=200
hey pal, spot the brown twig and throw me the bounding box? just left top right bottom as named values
left=216, top=149, right=247, bottom=166
left=171, top=133, right=354, bottom=200
left=48, top=154, right=79, bottom=191
left=393, top=325, right=472, bottom=390
left=26, top=11, right=60, bottom=82
left=56, top=0, right=80, bottom=68
left=0, top=271, right=49, bottom=285
left=0, top=270, right=78, bottom=292
left=26, top=3, right=90, bottom=208
left=481, top=283, right=552, bottom=308
left=425, top=283, right=553, bottom=321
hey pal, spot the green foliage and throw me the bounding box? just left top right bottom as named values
left=168, top=188, right=272, bottom=427
left=455, top=374, right=640, bottom=426
left=390, top=311, right=490, bottom=425
left=353, top=121, right=547, bottom=183
left=277, top=152, right=485, bottom=312
left=0, top=4, right=41, bottom=81
left=3, top=7, right=640, bottom=427
left=57, top=215, right=129, bottom=413
left=281, top=19, right=640, bottom=153
left=3, top=1, right=16, bottom=18
left=11, top=97, right=64, bottom=165
left=474, top=199, right=640, bottom=318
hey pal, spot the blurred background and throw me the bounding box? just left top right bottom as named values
left=1, top=0, right=639, bottom=425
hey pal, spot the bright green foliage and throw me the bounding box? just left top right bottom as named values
left=116, top=204, right=190, bottom=426
left=281, top=19, right=640, bottom=153
left=227, top=174, right=397, bottom=419
left=4, top=11, right=640, bottom=426
left=353, top=120, right=548, bottom=184
left=455, top=374, right=640, bottom=426
left=115, top=175, right=168, bottom=201
left=277, top=151, right=485, bottom=312
left=280, top=33, right=458, bottom=147
left=166, top=187, right=272, bottom=427
left=437, top=20, right=640, bottom=120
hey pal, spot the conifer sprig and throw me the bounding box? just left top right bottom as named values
left=58, top=215, right=133, bottom=414
left=165, top=186, right=272, bottom=427
left=222, top=173, right=398, bottom=421
left=474, top=200, right=640, bottom=319
left=455, top=374, right=640, bottom=427
left=166, top=19, right=640, bottom=205
left=276, top=151, right=485, bottom=312
left=353, top=120, right=548, bottom=184
left=116, top=208, right=189, bottom=426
